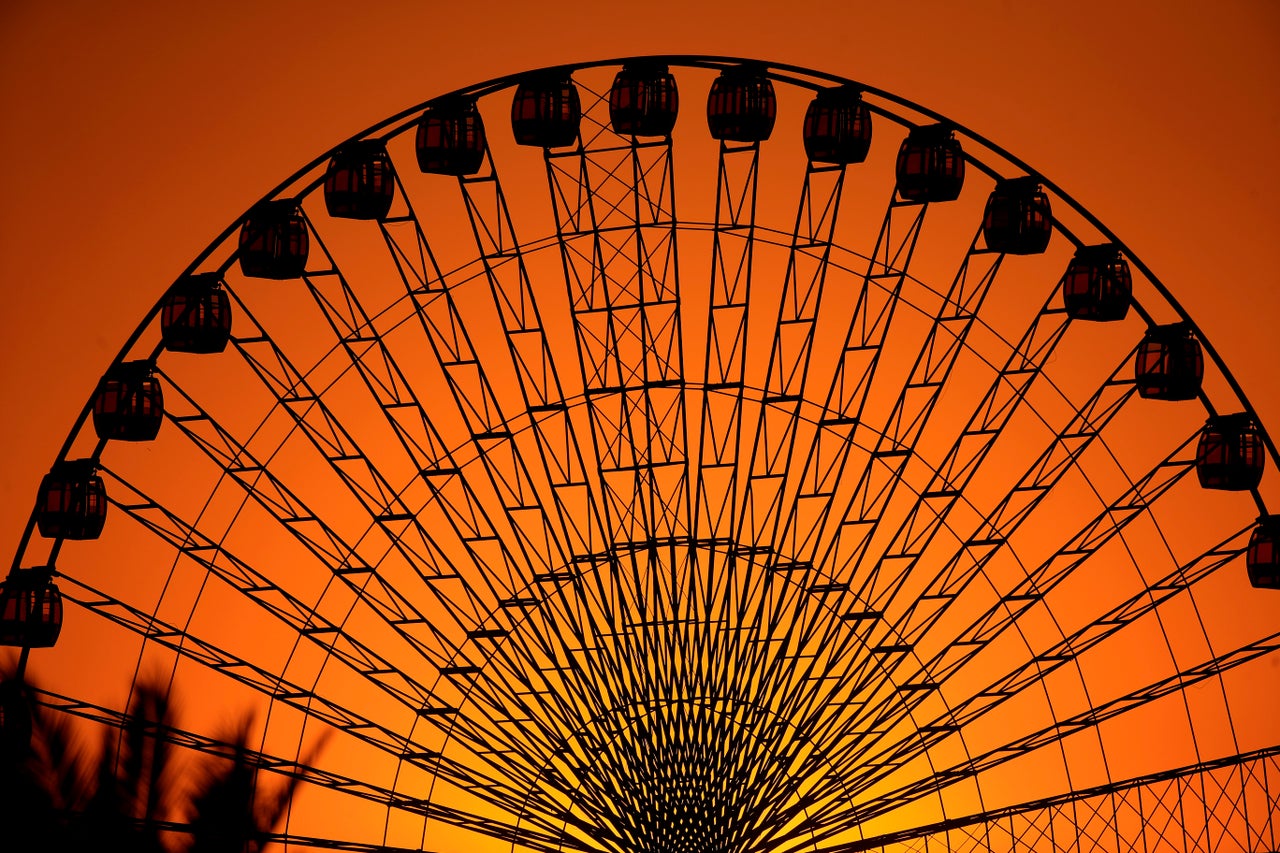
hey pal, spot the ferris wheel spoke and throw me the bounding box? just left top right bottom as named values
left=808, top=523, right=1246, bottom=778
left=809, top=744, right=1280, bottom=853
left=543, top=91, right=689, bottom=546
left=299, top=218, right=580, bottom=600
left=733, top=215, right=999, bottom=731
left=459, top=607, right=654, bottom=770
left=189, top=288, right=511, bottom=591
left=415, top=576, right=674, bottom=792
left=809, top=626, right=1280, bottom=837
left=27, top=685, right=589, bottom=853
left=418, top=549, right=750, bottom=819
left=907, top=429, right=1201, bottom=667
left=213, top=836, right=486, bottom=853
left=954, top=349, right=1140, bottom=545
left=579, top=590, right=865, bottom=851
left=93, top=465, right=448, bottom=706
left=813, top=229, right=1006, bottom=593
left=739, top=160, right=847, bottom=553
left=741, top=281, right=1091, bottom=721
left=180, top=269, right=612, bottom=692
left=770, top=196, right=928, bottom=572
left=154, top=365, right=495, bottom=623
left=451, top=149, right=617, bottom=566
left=301, top=219, right=568, bottom=582
left=764, top=348, right=1141, bottom=730
left=153, top=364, right=632, bottom=757
left=726, top=196, right=937, bottom=739
left=728, top=160, right=892, bottom=736
left=472, top=552, right=697, bottom=744
left=822, top=525, right=1254, bottom=800
left=52, top=574, right=509, bottom=791
left=536, top=550, right=721, bottom=732
left=731, top=427, right=1217, bottom=822
left=692, top=140, right=762, bottom=543
left=848, top=286, right=1075, bottom=614
left=727, top=242, right=1018, bottom=747
left=301, top=210, right=583, bottom=592
left=155, top=825, right=590, bottom=853
left=296, top=209, right=458, bottom=477
left=370, top=178, right=651, bottom=729
left=803, top=430, right=1204, bottom=776
left=813, top=358, right=1138, bottom=718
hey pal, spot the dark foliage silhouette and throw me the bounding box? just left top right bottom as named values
left=0, top=667, right=314, bottom=853
left=186, top=716, right=308, bottom=853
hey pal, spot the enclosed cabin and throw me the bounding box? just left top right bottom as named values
left=416, top=98, right=488, bottom=176
left=161, top=273, right=232, bottom=354
left=1195, top=413, right=1265, bottom=491
left=238, top=200, right=309, bottom=279
left=93, top=361, right=163, bottom=442
left=982, top=176, right=1052, bottom=255
left=895, top=124, right=965, bottom=203
left=0, top=568, right=63, bottom=648
left=1246, top=515, right=1280, bottom=589
left=323, top=140, right=396, bottom=221
left=36, top=459, right=107, bottom=540
left=1062, top=244, right=1131, bottom=321
left=706, top=64, right=777, bottom=143
left=1135, top=323, right=1203, bottom=401
left=609, top=61, right=679, bottom=137
left=802, top=85, right=872, bottom=165
left=511, top=72, right=581, bottom=149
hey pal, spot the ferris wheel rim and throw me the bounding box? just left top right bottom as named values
left=5, top=54, right=1277, bottom=852
left=11, top=55, right=1273, bottom=583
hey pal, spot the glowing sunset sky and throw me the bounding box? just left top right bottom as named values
left=0, top=2, right=1276, bottom=849
left=1, top=2, right=1275, bottom=561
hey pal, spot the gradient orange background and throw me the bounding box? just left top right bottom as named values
left=0, top=0, right=1276, bottom=846
left=1, top=2, right=1276, bottom=563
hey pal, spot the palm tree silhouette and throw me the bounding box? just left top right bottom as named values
left=79, top=679, right=176, bottom=852
left=1, top=668, right=316, bottom=853
left=185, top=715, right=308, bottom=853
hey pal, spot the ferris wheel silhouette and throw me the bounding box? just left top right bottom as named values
left=3, top=56, right=1278, bottom=852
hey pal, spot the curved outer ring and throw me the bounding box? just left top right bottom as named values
left=10, top=53, right=1274, bottom=591
left=5, top=54, right=1270, bottom=849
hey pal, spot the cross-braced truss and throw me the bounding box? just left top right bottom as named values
left=8, top=57, right=1278, bottom=853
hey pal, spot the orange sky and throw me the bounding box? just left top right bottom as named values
left=1, top=2, right=1276, bottom=563
left=0, top=2, right=1277, bottom=848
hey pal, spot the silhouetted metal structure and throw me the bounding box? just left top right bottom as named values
left=1197, top=413, right=1266, bottom=490
left=1136, top=321, right=1204, bottom=400
left=981, top=176, right=1052, bottom=255
left=237, top=200, right=308, bottom=279
left=1062, top=243, right=1131, bottom=321
left=511, top=73, right=582, bottom=148
left=323, top=140, right=397, bottom=221
left=609, top=61, right=679, bottom=137
left=707, top=64, right=776, bottom=141
left=895, top=123, right=965, bottom=202
left=6, top=57, right=1278, bottom=853
left=34, top=459, right=106, bottom=540
left=91, top=361, right=163, bottom=441
left=160, top=273, right=232, bottom=353
left=802, top=85, right=872, bottom=165
left=0, top=568, right=61, bottom=647
left=1248, top=515, right=1280, bottom=588
left=415, top=97, right=487, bottom=176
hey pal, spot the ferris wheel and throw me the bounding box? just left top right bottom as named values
left=2, top=56, right=1278, bottom=852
